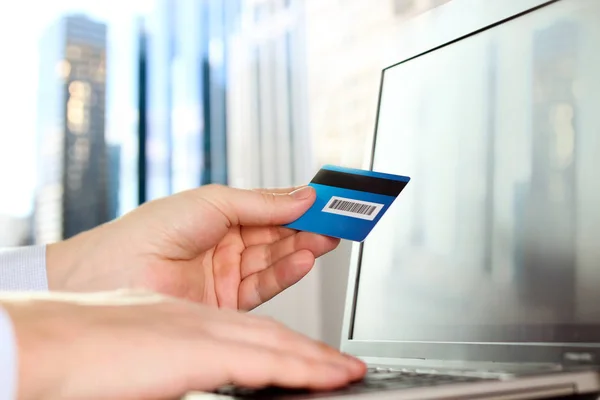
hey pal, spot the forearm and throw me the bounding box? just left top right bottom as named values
left=46, top=236, right=82, bottom=290
left=45, top=224, right=117, bottom=291
left=0, top=234, right=104, bottom=399
left=0, top=294, right=81, bottom=400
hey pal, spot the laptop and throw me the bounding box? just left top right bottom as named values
left=189, top=0, right=600, bottom=398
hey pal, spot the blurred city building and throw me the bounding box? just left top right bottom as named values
left=34, top=15, right=110, bottom=244
left=29, top=0, right=454, bottom=247
left=227, top=0, right=314, bottom=189
left=107, top=143, right=121, bottom=221
left=142, top=0, right=240, bottom=201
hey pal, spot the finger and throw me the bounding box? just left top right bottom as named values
left=194, top=312, right=364, bottom=379
left=238, top=250, right=315, bottom=311
left=188, top=339, right=354, bottom=392
left=199, top=185, right=316, bottom=227
left=210, top=238, right=243, bottom=310
left=240, top=225, right=296, bottom=248
left=240, top=232, right=340, bottom=279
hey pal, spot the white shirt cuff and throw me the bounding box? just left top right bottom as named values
left=0, top=246, right=48, bottom=291
left=0, top=306, right=17, bottom=400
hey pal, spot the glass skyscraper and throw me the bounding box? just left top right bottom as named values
left=227, top=0, right=313, bottom=189
left=142, top=0, right=240, bottom=200
left=35, top=15, right=110, bottom=243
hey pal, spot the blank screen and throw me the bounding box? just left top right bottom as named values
left=353, top=0, right=600, bottom=344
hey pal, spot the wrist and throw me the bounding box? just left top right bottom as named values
left=46, top=239, right=74, bottom=290
left=45, top=224, right=110, bottom=291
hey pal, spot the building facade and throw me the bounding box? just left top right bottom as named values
left=143, top=0, right=240, bottom=201
left=35, top=15, right=109, bottom=243
left=226, top=0, right=313, bottom=189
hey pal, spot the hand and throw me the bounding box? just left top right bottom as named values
left=3, top=290, right=366, bottom=400
left=47, top=185, right=339, bottom=310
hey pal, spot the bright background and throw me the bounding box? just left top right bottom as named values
left=0, top=0, right=452, bottom=345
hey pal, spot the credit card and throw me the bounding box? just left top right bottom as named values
left=284, top=165, right=410, bottom=242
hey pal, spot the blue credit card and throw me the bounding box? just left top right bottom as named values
left=284, top=165, right=410, bottom=242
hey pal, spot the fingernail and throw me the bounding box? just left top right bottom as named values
left=290, top=186, right=313, bottom=200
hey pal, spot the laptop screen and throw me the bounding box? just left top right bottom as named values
left=353, top=0, right=600, bottom=344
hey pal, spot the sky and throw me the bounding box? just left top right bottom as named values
left=0, top=0, right=154, bottom=217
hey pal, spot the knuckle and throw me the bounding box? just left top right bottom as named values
left=202, top=183, right=227, bottom=196
left=196, top=184, right=238, bottom=226
left=269, top=326, right=293, bottom=345
left=260, top=192, right=278, bottom=207
left=283, top=356, right=312, bottom=380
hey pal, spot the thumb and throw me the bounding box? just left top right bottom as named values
left=201, top=185, right=316, bottom=227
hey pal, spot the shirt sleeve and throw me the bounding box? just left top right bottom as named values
left=0, top=306, right=17, bottom=400
left=0, top=246, right=48, bottom=291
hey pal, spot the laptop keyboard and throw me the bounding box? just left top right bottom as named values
left=215, top=367, right=493, bottom=399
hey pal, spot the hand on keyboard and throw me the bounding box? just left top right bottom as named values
left=215, top=367, right=491, bottom=398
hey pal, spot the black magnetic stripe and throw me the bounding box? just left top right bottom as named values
left=311, top=169, right=407, bottom=197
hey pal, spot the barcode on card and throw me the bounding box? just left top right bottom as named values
left=322, top=196, right=384, bottom=221
left=330, top=199, right=377, bottom=215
